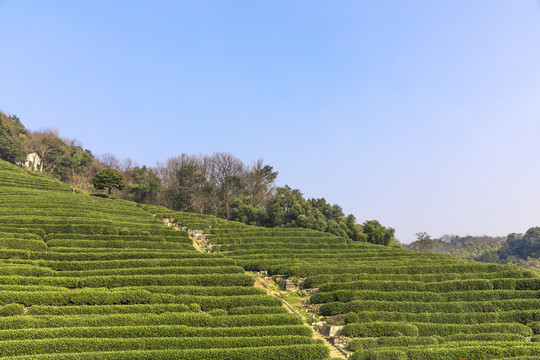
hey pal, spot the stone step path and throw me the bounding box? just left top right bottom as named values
left=166, top=221, right=348, bottom=359
left=161, top=218, right=205, bottom=252
left=252, top=275, right=348, bottom=359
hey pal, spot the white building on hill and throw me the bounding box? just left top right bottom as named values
left=24, top=153, right=42, bottom=171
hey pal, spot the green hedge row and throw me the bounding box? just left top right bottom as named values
left=0, top=289, right=277, bottom=307
left=0, top=335, right=317, bottom=357
left=342, top=309, right=540, bottom=325
left=303, top=268, right=532, bottom=288
left=47, top=248, right=190, bottom=254
left=227, top=306, right=288, bottom=315
left=341, top=322, right=419, bottom=337
left=0, top=250, right=204, bottom=261
left=0, top=264, right=55, bottom=276
left=149, top=294, right=282, bottom=310
left=208, top=236, right=346, bottom=245
left=26, top=303, right=286, bottom=317
left=38, top=257, right=235, bottom=271
left=529, top=322, right=540, bottom=334
left=0, top=238, right=46, bottom=252
left=442, top=333, right=527, bottom=342
left=27, top=251, right=214, bottom=261
left=0, top=233, right=41, bottom=240
left=319, top=289, right=540, bottom=308
left=0, top=344, right=330, bottom=360
left=0, top=312, right=302, bottom=330
left=26, top=303, right=194, bottom=316
left=0, top=324, right=311, bottom=341
left=237, top=262, right=508, bottom=277
left=0, top=303, right=24, bottom=316
left=0, top=285, right=66, bottom=292
left=0, top=211, right=167, bottom=227
left=0, top=228, right=46, bottom=238
left=5, top=224, right=178, bottom=237
left=352, top=343, right=540, bottom=360
left=348, top=334, right=528, bottom=352
left=224, top=247, right=428, bottom=257
left=317, top=278, right=540, bottom=294
left=0, top=216, right=167, bottom=228
left=0, top=273, right=252, bottom=288
left=47, top=233, right=190, bottom=241
left=0, top=221, right=176, bottom=237
left=59, top=265, right=242, bottom=277
left=229, top=254, right=437, bottom=264
left=131, top=286, right=264, bottom=296
left=348, top=336, right=439, bottom=351
left=412, top=323, right=533, bottom=337
left=46, top=240, right=191, bottom=250
left=313, top=288, right=540, bottom=304
left=208, top=227, right=328, bottom=236
left=0, top=288, right=153, bottom=306
left=320, top=298, right=540, bottom=316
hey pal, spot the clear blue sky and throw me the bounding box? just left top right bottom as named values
left=1, top=1, right=540, bottom=243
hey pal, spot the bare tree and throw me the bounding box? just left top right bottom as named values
left=213, top=152, right=244, bottom=218
left=246, top=159, right=278, bottom=206
left=156, top=154, right=201, bottom=210
left=155, top=153, right=277, bottom=218
left=121, top=157, right=137, bottom=173
left=99, top=153, right=121, bottom=170
left=26, top=129, right=66, bottom=172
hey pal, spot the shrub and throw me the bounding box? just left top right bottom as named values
left=341, top=322, right=419, bottom=337
left=209, top=309, right=228, bottom=316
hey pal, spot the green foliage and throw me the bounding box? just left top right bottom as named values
left=499, top=228, right=540, bottom=260
left=124, top=166, right=160, bottom=204
left=229, top=195, right=268, bottom=225
left=362, top=220, right=395, bottom=246
left=0, top=344, right=330, bottom=360
left=341, top=322, right=419, bottom=337
left=407, top=229, right=540, bottom=272
left=92, top=168, right=126, bottom=196
left=0, top=113, right=27, bottom=164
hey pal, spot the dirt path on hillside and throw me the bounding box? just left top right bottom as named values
left=191, top=237, right=203, bottom=252
left=253, top=276, right=347, bottom=359
left=174, top=223, right=348, bottom=359
left=161, top=219, right=205, bottom=252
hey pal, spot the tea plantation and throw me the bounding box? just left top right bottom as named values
left=144, top=206, right=540, bottom=359
left=0, top=159, right=329, bottom=359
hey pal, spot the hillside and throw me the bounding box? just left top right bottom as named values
left=2, top=158, right=540, bottom=359
left=0, top=159, right=328, bottom=359
left=143, top=206, right=540, bottom=359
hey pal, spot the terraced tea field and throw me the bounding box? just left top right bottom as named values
left=0, top=160, right=328, bottom=359
left=146, top=208, right=540, bottom=360
left=3, top=156, right=540, bottom=360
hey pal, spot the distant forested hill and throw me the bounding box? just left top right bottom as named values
left=406, top=230, right=540, bottom=271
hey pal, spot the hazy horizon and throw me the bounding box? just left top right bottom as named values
left=2, top=1, right=540, bottom=243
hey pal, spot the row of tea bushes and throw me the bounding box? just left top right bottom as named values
left=4, top=344, right=330, bottom=360
left=342, top=309, right=540, bottom=324
left=0, top=335, right=319, bottom=357
left=348, top=333, right=530, bottom=351
left=0, top=323, right=308, bottom=341
left=351, top=343, right=540, bottom=360
left=320, top=298, right=540, bottom=316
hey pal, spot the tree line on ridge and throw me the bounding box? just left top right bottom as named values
left=0, top=111, right=396, bottom=245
